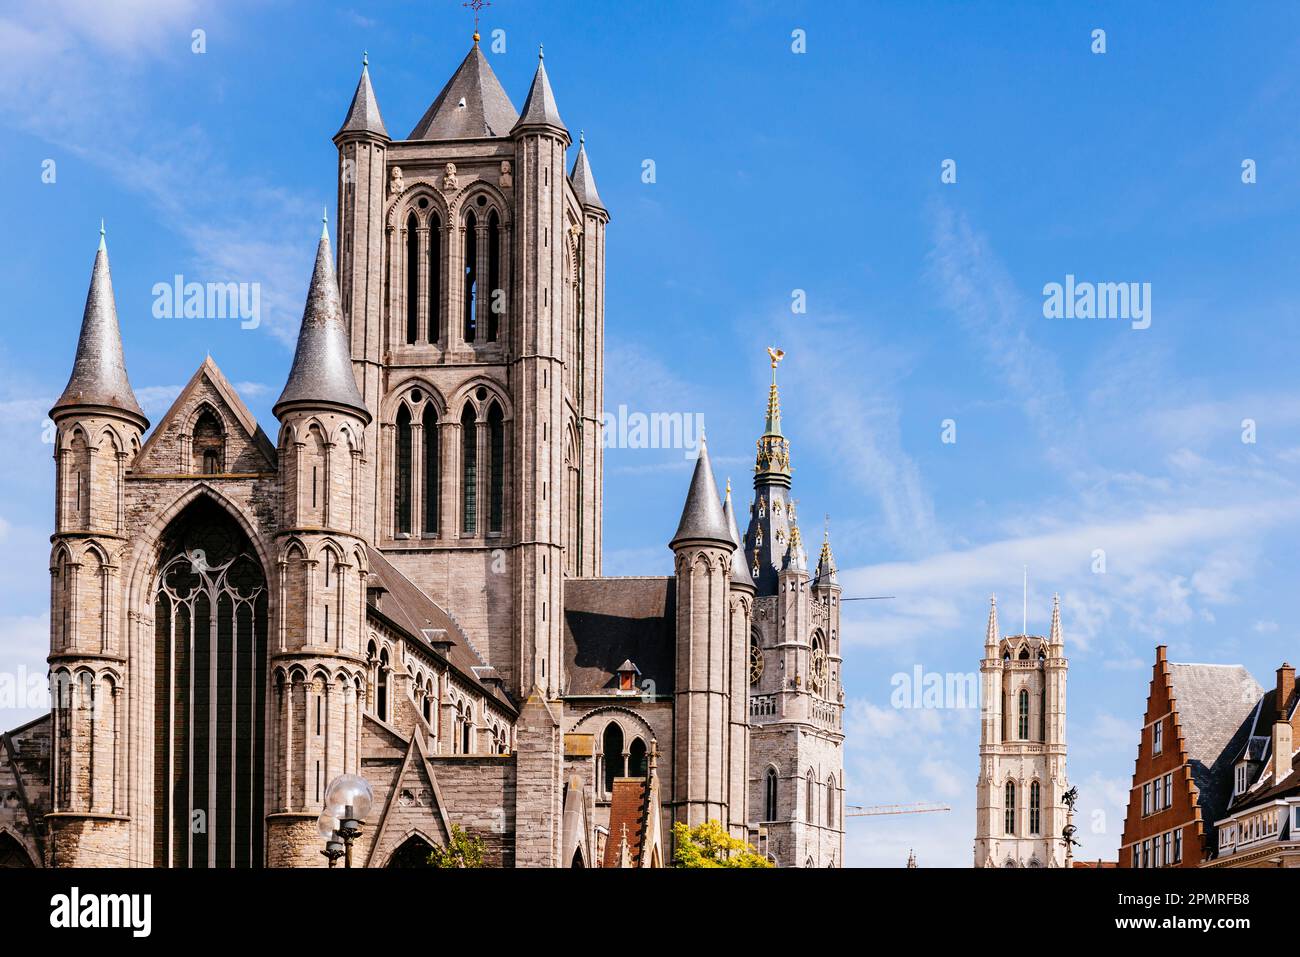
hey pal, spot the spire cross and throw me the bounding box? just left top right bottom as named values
left=463, top=0, right=490, bottom=41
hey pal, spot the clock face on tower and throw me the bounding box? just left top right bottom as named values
left=750, top=639, right=764, bottom=685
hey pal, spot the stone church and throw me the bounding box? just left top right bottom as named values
left=0, top=36, right=846, bottom=868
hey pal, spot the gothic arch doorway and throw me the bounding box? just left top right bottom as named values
left=387, top=834, right=435, bottom=868
left=0, top=831, right=35, bottom=867
left=152, top=498, right=268, bottom=868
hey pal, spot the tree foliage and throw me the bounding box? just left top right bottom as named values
left=672, top=819, right=773, bottom=868
left=428, top=824, right=485, bottom=868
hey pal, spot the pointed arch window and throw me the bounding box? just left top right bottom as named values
left=377, top=649, right=390, bottom=721
left=826, top=775, right=836, bottom=828
left=627, top=737, right=647, bottom=778
left=192, top=408, right=224, bottom=474
left=806, top=771, right=817, bottom=823
left=1018, top=688, right=1030, bottom=740
left=395, top=405, right=412, bottom=536
left=764, top=768, right=778, bottom=821
left=427, top=213, right=442, bottom=343
left=1030, top=781, right=1042, bottom=835
left=463, top=211, right=478, bottom=342
left=1040, top=683, right=1047, bottom=740
left=488, top=402, right=504, bottom=534
left=405, top=212, right=419, bottom=344
left=422, top=404, right=439, bottom=536
left=601, top=723, right=623, bottom=794
left=461, top=405, right=477, bottom=535
left=1005, top=781, right=1016, bottom=835
left=487, top=209, right=501, bottom=342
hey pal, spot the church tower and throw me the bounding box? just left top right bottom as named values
left=331, top=38, right=605, bottom=700
left=742, top=351, right=844, bottom=867
left=46, top=226, right=149, bottom=865
left=974, top=595, right=1069, bottom=867
left=266, top=222, right=373, bottom=865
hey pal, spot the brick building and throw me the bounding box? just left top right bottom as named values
left=1119, top=645, right=1263, bottom=868
left=0, top=34, right=845, bottom=868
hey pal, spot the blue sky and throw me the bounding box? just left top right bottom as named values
left=3, top=0, right=1300, bottom=867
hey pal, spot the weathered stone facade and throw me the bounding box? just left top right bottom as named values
left=0, top=37, right=848, bottom=868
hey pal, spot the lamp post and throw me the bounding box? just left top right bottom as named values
left=319, top=773, right=374, bottom=869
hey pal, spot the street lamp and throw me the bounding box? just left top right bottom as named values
left=320, top=773, right=374, bottom=869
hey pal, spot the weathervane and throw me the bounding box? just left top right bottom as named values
left=464, top=0, right=491, bottom=41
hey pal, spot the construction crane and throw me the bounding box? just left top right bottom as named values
left=846, top=802, right=951, bottom=817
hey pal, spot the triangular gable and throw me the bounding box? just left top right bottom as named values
left=364, top=730, right=453, bottom=867
left=134, top=356, right=277, bottom=474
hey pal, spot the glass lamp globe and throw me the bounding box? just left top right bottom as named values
left=317, top=810, right=340, bottom=842
left=324, top=773, right=374, bottom=820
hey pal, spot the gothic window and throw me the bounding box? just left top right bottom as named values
left=192, top=408, right=225, bottom=474
left=1029, top=781, right=1041, bottom=834
left=365, top=640, right=377, bottom=712
left=487, top=209, right=501, bottom=342
left=461, top=703, right=473, bottom=754
left=826, top=775, right=836, bottom=828
left=488, top=402, right=504, bottom=534
left=601, top=723, right=623, bottom=794
left=151, top=499, right=267, bottom=867
left=1005, top=781, right=1016, bottom=835
left=1018, top=688, right=1030, bottom=740
left=805, top=771, right=816, bottom=823
left=628, top=737, right=647, bottom=778
left=809, top=631, right=827, bottom=698
left=463, top=211, right=478, bottom=342
left=377, top=649, right=389, bottom=722
left=422, top=404, right=439, bottom=536
left=395, top=405, right=412, bottom=536
left=461, top=405, right=478, bottom=535
left=405, top=212, right=419, bottom=344
left=1018, top=647, right=1029, bottom=661
left=764, top=768, right=778, bottom=821
left=427, top=213, right=442, bottom=343
left=1040, top=684, right=1046, bottom=740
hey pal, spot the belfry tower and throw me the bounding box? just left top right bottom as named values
left=975, top=595, right=1069, bottom=867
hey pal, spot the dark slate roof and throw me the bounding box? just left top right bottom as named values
left=563, top=578, right=675, bottom=696
left=1168, top=662, right=1264, bottom=830
left=408, top=43, right=519, bottom=140
left=274, top=226, right=370, bottom=422
left=569, top=138, right=605, bottom=211
left=723, top=484, right=754, bottom=588
left=513, top=53, right=565, bottom=134
left=51, top=233, right=147, bottom=426
left=670, top=441, right=733, bottom=549
left=335, top=61, right=388, bottom=140
left=364, top=545, right=515, bottom=712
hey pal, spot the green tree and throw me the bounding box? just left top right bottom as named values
left=672, top=819, right=773, bottom=868
left=428, top=824, right=485, bottom=868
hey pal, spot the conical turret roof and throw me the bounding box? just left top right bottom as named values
left=51, top=226, right=147, bottom=427
left=408, top=41, right=519, bottom=140
left=513, top=47, right=566, bottom=134
left=670, top=439, right=733, bottom=549
left=723, top=480, right=755, bottom=588
left=570, top=135, right=605, bottom=211
left=335, top=55, right=388, bottom=140
left=274, top=221, right=370, bottom=423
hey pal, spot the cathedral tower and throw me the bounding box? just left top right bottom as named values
left=974, top=595, right=1070, bottom=867
left=266, top=222, right=373, bottom=865
left=46, top=227, right=149, bottom=865
left=723, top=480, right=755, bottom=840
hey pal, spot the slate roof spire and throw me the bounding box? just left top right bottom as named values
left=570, top=132, right=606, bottom=212
left=513, top=44, right=567, bottom=136
left=670, top=436, right=734, bottom=550
left=1049, top=594, right=1063, bottom=650
left=985, top=595, right=1000, bottom=652
left=723, top=479, right=756, bottom=588
left=274, top=216, right=370, bottom=423
left=754, top=347, right=791, bottom=487
left=51, top=223, right=147, bottom=428
left=335, top=51, right=389, bottom=140
left=408, top=42, right=519, bottom=140
left=815, top=524, right=838, bottom=587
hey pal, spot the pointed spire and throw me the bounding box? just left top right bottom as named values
left=335, top=52, right=389, bottom=140
left=1049, top=593, right=1063, bottom=649
left=670, top=437, right=734, bottom=550
left=569, top=133, right=606, bottom=211
left=985, top=595, right=1000, bottom=651
left=723, top=479, right=755, bottom=588
left=815, top=522, right=838, bottom=587
left=274, top=223, right=370, bottom=423
left=754, top=347, right=791, bottom=486
left=513, top=45, right=567, bottom=136
left=782, top=523, right=807, bottom=571
left=409, top=42, right=519, bottom=140
left=51, top=226, right=147, bottom=427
